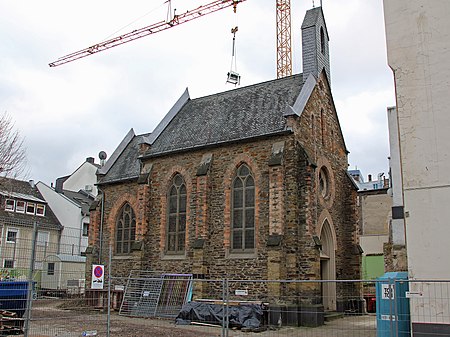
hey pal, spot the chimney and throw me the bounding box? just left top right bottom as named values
left=29, top=180, right=35, bottom=188
left=86, top=157, right=95, bottom=164
left=368, top=174, right=372, bottom=182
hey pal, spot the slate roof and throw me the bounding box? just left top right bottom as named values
left=0, top=191, right=45, bottom=203
left=0, top=177, right=63, bottom=230
left=144, top=74, right=303, bottom=157
left=301, top=6, right=322, bottom=28
left=301, top=6, right=329, bottom=36
left=98, top=132, right=151, bottom=185
left=98, top=74, right=305, bottom=184
left=61, top=189, right=95, bottom=215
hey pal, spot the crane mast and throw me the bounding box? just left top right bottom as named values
left=276, top=0, right=292, bottom=78
left=49, top=0, right=293, bottom=79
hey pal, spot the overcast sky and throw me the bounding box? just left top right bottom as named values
left=1, top=0, right=394, bottom=185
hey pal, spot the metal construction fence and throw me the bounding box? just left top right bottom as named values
left=0, top=236, right=449, bottom=335
left=0, top=275, right=447, bottom=336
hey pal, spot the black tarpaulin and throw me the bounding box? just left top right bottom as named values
left=175, top=301, right=263, bottom=329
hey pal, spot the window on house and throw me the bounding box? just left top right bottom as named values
left=16, top=200, right=25, bottom=213
left=115, top=203, right=136, bottom=254
left=47, top=262, right=55, bottom=275
left=26, top=202, right=36, bottom=215
left=36, top=204, right=45, bottom=216
left=37, top=231, right=49, bottom=247
left=231, top=164, right=255, bottom=252
left=3, top=260, right=14, bottom=269
left=5, top=199, right=15, bottom=212
left=83, top=223, right=89, bottom=237
left=6, top=229, right=18, bottom=243
left=166, top=174, right=186, bottom=254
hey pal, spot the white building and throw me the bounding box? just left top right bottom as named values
left=348, top=170, right=387, bottom=191
left=385, top=106, right=407, bottom=272
left=384, top=0, right=450, bottom=334
left=60, top=157, right=99, bottom=196
left=37, top=157, right=99, bottom=256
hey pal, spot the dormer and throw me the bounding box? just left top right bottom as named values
left=1, top=192, right=46, bottom=217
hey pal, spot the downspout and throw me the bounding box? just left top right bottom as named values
left=57, top=228, right=62, bottom=255
left=97, top=187, right=105, bottom=265
left=78, top=213, right=85, bottom=256
left=58, top=256, right=62, bottom=290
left=0, top=226, right=3, bottom=266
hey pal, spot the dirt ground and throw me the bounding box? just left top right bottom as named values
left=20, top=299, right=377, bottom=337
left=26, top=299, right=216, bottom=337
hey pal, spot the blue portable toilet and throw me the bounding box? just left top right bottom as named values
left=376, top=272, right=410, bottom=337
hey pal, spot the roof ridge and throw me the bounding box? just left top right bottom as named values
left=192, top=74, right=303, bottom=101
left=97, top=128, right=135, bottom=176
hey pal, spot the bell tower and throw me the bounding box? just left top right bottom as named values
left=301, top=7, right=331, bottom=83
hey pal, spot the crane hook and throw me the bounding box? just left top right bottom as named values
left=226, top=26, right=240, bottom=85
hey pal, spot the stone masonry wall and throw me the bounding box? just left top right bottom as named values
left=87, top=71, right=360, bottom=304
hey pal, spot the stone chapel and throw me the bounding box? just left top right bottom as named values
left=87, top=6, right=360, bottom=312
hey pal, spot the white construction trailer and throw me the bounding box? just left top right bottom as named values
left=41, top=254, right=86, bottom=295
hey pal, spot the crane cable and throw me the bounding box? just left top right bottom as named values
left=229, top=26, right=238, bottom=73
left=103, top=2, right=166, bottom=41
left=226, top=4, right=240, bottom=85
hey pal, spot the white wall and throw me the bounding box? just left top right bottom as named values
left=387, top=107, right=406, bottom=246
left=360, top=235, right=389, bottom=255
left=63, top=161, right=98, bottom=196
left=384, top=0, right=450, bottom=327
left=384, top=0, right=450, bottom=279
left=37, top=182, right=87, bottom=255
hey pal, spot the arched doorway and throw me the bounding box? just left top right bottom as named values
left=320, top=219, right=336, bottom=311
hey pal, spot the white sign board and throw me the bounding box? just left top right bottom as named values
left=235, top=289, right=248, bottom=296
left=406, top=291, right=423, bottom=298
left=381, top=284, right=395, bottom=300
left=91, top=264, right=104, bottom=289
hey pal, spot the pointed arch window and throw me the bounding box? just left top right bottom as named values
left=231, top=164, right=255, bottom=252
left=320, top=27, right=326, bottom=54
left=321, top=109, right=326, bottom=146
left=116, top=203, right=136, bottom=254
left=167, top=174, right=186, bottom=254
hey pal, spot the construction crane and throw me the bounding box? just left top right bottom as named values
left=49, top=0, right=292, bottom=79
left=276, top=0, right=292, bottom=78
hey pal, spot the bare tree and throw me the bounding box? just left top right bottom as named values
left=0, top=112, right=27, bottom=178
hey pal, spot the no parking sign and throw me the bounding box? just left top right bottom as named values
left=91, top=264, right=104, bottom=289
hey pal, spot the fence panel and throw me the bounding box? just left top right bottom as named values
left=1, top=236, right=449, bottom=337
left=407, top=280, right=450, bottom=337
left=110, top=277, right=227, bottom=337
left=107, top=278, right=377, bottom=337
left=0, top=235, right=107, bottom=337
left=221, top=279, right=377, bottom=337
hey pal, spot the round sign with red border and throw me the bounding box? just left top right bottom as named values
left=94, top=265, right=103, bottom=278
